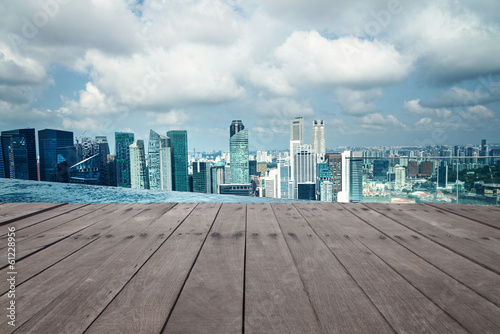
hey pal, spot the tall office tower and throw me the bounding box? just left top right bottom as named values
left=148, top=130, right=162, bottom=190
left=294, top=144, right=316, bottom=199
left=115, top=132, right=134, bottom=188
left=316, top=161, right=332, bottom=200
left=249, top=160, right=257, bottom=177
left=312, top=120, right=326, bottom=163
left=264, top=168, right=278, bottom=198
left=167, top=130, right=189, bottom=191
left=159, top=135, right=172, bottom=191
left=325, top=153, right=342, bottom=202
left=95, top=136, right=111, bottom=186
left=38, top=129, right=74, bottom=182
left=277, top=159, right=290, bottom=199
left=193, top=161, right=212, bottom=193
left=0, top=128, right=37, bottom=180
left=437, top=165, right=448, bottom=188
left=229, top=120, right=249, bottom=184
left=289, top=117, right=304, bottom=195
left=338, top=151, right=363, bottom=203
left=130, top=140, right=149, bottom=189
left=394, top=165, right=406, bottom=190
left=481, top=139, right=487, bottom=155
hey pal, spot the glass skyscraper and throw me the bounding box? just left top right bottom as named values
left=115, top=132, right=134, bottom=188
left=229, top=120, right=249, bottom=184
left=130, top=140, right=149, bottom=189
left=167, top=130, right=189, bottom=192
left=38, top=129, right=74, bottom=182
left=148, top=130, right=172, bottom=191
left=0, top=128, right=37, bottom=180
left=193, top=161, right=212, bottom=193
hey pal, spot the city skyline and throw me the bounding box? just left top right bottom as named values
left=1, top=1, right=499, bottom=152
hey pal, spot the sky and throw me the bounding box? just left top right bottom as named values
left=1, top=0, right=500, bottom=153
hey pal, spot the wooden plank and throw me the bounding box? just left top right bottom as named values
left=163, top=203, right=246, bottom=334
left=294, top=203, right=468, bottom=334
left=0, top=203, right=89, bottom=237
left=241, top=203, right=322, bottom=334
left=0, top=203, right=67, bottom=225
left=427, top=203, right=500, bottom=230
left=86, top=203, right=220, bottom=334
left=384, top=204, right=500, bottom=253
left=15, top=203, right=191, bottom=333
left=345, top=204, right=500, bottom=308
left=0, top=203, right=145, bottom=296
left=270, top=203, right=393, bottom=334
left=336, top=203, right=500, bottom=333
left=365, top=203, right=500, bottom=275
left=0, top=203, right=175, bottom=332
left=0, top=204, right=109, bottom=258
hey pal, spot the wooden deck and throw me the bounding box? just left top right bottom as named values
left=0, top=202, right=499, bottom=333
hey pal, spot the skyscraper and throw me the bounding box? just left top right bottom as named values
left=148, top=130, right=162, bottom=190
left=193, top=161, right=212, bottom=193
left=338, top=151, right=363, bottom=203
left=159, top=135, right=172, bottom=191
left=294, top=144, right=316, bottom=199
left=95, top=136, right=111, bottom=186
left=229, top=120, right=249, bottom=184
left=290, top=117, right=304, bottom=194
left=312, top=120, right=325, bottom=163
left=0, top=128, right=37, bottom=180
left=38, top=129, right=74, bottom=182
left=167, top=130, right=189, bottom=191
left=325, top=153, right=342, bottom=202
left=115, top=132, right=134, bottom=188
left=130, top=140, right=149, bottom=189
left=394, top=165, right=406, bottom=190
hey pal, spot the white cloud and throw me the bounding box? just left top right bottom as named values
left=335, top=88, right=383, bottom=115
left=274, top=31, right=412, bottom=88
left=146, top=110, right=191, bottom=126
left=397, top=2, right=500, bottom=83
left=415, top=117, right=432, bottom=128
left=404, top=99, right=452, bottom=118
left=466, top=105, right=495, bottom=119
left=359, top=113, right=406, bottom=131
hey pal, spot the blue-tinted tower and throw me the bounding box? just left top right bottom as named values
left=38, top=129, right=74, bottom=182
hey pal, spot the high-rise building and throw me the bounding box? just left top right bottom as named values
left=38, top=129, right=74, bottom=182
left=0, top=128, right=37, bottom=180
left=148, top=130, right=162, bottom=190
left=298, top=182, right=316, bottom=200
left=229, top=120, right=249, bottom=184
left=320, top=181, right=334, bottom=202
left=277, top=160, right=290, bottom=199
left=115, top=132, right=134, bottom=187
left=373, top=159, right=389, bottom=181
left=294, top=144, right=316, bottom=199
left=95, top=136, right=111, bottom=186
left=312, top=120, right=325, bottom=163
left=437, top=165, right=448, bottom=188
left=419, top=161, right=433, bottom=177
left=159, top=135, right=172, bottom=191
left=211, top=161, right=226, bottom=194
left=249, top=160, right=257, bottom=177
left=256, top=162, right=267, bottom=177
left=325, top=153, right=342, bottom=202
left=130, top=140, right=149, bottom=189
left=338, top=151, right=363, bottom=203
left=394, top=165, right=406, bottom=190
left=316, top=161, right=332, bottom=200
left=193, top=161, right=212, bottom=193
left=167, top=130, right=189, bottom=192
left=408, top=161, right=418, bottom=178
left=289, top=117, right=304, bottom=194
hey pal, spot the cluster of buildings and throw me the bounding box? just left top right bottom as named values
left=0, top=124, right=498, bottom=203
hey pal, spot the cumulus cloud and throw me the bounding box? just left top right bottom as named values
left=404, top=99, right=452, bottom=118
left=397, top=2, right=500, bottom=84
left=466, top=105, right=495, bottom=119
left=274, top=31, right=412, bottom=88
left=146, top=110, right=191, bottom=125
left=358, top=113, right=406, bottom=131
left=335, top=88, right=383, bottom=115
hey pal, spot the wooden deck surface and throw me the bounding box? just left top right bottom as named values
left=0, top=202, right=499, bottom=333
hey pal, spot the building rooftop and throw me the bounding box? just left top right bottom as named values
left=0, top=202, right=499, bottom=333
